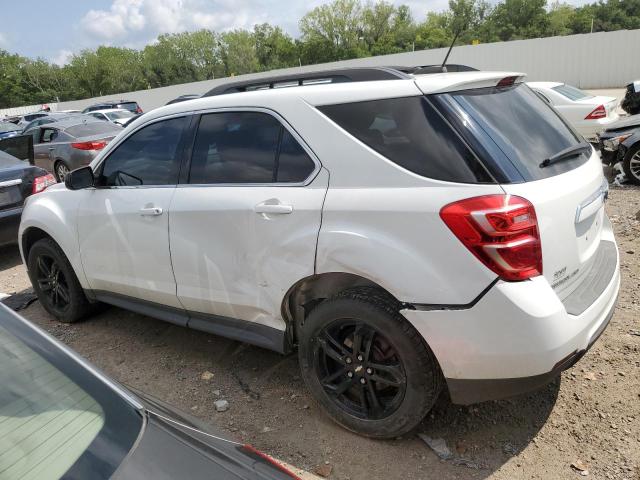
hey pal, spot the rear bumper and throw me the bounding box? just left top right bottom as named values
left=0, top=207, right=22, bottom=247
left=402, top=239, right=620, bottom=404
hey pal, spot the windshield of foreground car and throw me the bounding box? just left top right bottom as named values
left=0, top=305, right=142, bottom=480
left=441, top=83, right=588, bottom=181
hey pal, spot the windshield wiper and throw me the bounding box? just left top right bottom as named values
left=540, top=142, right=592, bottom=168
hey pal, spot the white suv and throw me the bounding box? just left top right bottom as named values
left=19, top=67, right=620, bottom=438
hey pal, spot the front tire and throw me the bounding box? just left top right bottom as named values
left=298, top=288, right=443, bottom=438
left=27, top=238, right=91, bottom=323
left=622, top=144, right=640, bottom=185
left=54, top=161, right=70, bottom=182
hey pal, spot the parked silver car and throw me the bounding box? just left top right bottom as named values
left=24, top=119, right=122, bottom=181
left=20, top=112, right=84, bottom=133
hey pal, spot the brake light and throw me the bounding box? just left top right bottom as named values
left=496, top=76, right=518, bottom=87
left=32, top=173, right=56, bottom=194
left=135, top=106, right=143, bottom=114
left=585, top=105, right=606, bottom=120
left=440, top=195, right=542, bottom=281
left=71, top=140, right=107, bottom=150
left=240, top=445, right=301, bottom=479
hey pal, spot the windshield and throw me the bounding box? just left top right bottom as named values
left=438, top=84, right=588, bottom=181
left=106, top=111, right=133, bottom=121
left=0, top=305, right=142, bottom=480
left=552, top=84, right=594, bottom=101
left=66, top=122, right=121, bottom=138
left=0, top=123, right=20, bottom=133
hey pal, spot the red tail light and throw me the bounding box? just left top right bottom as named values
left=240, top=445, right=301, bottom=479
left=496, top=76, right=519, bottom=87
left=135, top=106, right=143, bottom=114
left=32, top=173, right=56, bottom=194
left=585, top=105, right=606, bottom=120
left=71, top=140, right=107, bottom=151
left=440, top=195, right=542, bottom=281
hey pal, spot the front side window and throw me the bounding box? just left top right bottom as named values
left=319, top=96, right=491, bottom=183
left=189, top=111, right=315, bottom=184
left=100, top=117, right=187, bottom=187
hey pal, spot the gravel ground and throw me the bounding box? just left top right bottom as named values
left=0, top=185, right=638, bottom=480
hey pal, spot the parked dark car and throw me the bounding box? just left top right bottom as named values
left=82, top=100, right=143, bottom=115
left=0, top=303, right=300, bottom=480
left=0, top=121, right=22, bottom=139
left=166, top=94, right=201, bottom=105
left=23, top=118, right=122, bottom=181
left=0, top=149, right=54, bottom=247
left=598, top=114, right=640, bottom=185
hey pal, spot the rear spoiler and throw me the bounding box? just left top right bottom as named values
left=0, top=135, right=34, bottom=165
left=414, top=72, right=526, bottom=95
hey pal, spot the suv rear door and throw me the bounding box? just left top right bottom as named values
left=169, top=110, right=327, bottom=340
left=429, top=80, right=610, bottom=299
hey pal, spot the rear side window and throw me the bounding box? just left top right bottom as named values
left=319, top=97, right=492, bottom=183
left=444, top=84, right=586, bottom=180
left=189, top=112, right=316, bottom=184
left=100, top=117, right=187, bottom=186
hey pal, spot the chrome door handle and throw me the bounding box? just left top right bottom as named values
left=254, top=203, right=293, bottom=214
left=139, top=207, right=163, bottom=216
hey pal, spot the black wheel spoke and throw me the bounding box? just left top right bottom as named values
left=362, top=330, right=375, bottom=362
left=37, top=256, right=50, bottom=277
left=326, top=378, right=353, bottom=396
left=352, top=324, right=363, bottom=355
left=318, top=332, right=348, bottom=364
left=56, top=284, right=70, bottom=303
left=38, top=279, right=53, bottom=292
left=368, top=362, right=405, bottom=386
left=366, top=382, right=383, bottom=414
left=358, top=385, right=368, bottom=413
left=321, top=367, right=348, bottom=385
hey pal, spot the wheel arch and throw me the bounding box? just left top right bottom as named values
left=281, top=272, right=402, bottom=346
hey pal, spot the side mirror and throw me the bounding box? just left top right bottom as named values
left=65, top=166, right=94, bottom=190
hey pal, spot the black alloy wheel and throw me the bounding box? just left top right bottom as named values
left=35, top=254, right=71, bottom=311
left=314, top=320, right=407, bottom=420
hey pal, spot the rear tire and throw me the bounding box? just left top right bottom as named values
left=622, top=144, right=640, bottom=185
left=298, top=287, right=443, bottom=438
left=27, top=238, right=92, bottom=323
left=54, top=161, right=70, bottom=182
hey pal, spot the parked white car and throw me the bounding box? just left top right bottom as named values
left=19, top=68, right=619, bottom=438
left=87, top=108, right=135, bottom=127
left=527, top=82, right=619, bottom=142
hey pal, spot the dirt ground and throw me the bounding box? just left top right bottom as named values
left=0, top=186, right=638, bottom=480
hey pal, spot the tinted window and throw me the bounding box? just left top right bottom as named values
left=320, top=97, right=490, bottom=183
left=41, top=128, right=58, bottom=143
left=0, top=307, right=142, bottom=480
left=277, top=130, right=316, bottom=182
left=190, top=112, right=280, bottom=184
left=552, top=84, right=593, bottom=101
left=445, top=84, right=586, bottom=180
left=117, top=102, right=139, bottom=113
left=66, top=122, right=121, bottom=138
left=101, top=117, right=186, bottom=186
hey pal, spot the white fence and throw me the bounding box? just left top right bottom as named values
left=3, top=29, right=639, bottom=116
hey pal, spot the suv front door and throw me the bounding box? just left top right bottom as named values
left=78, top=116, right=189, bottom=318
left=169, top=110, right=327, bottom=338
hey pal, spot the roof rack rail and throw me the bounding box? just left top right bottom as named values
left=202, top=67, right=411, bottom=97
left=202, top=64, right=478, bottom=97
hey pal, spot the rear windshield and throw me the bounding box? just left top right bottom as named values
left=66, top=122, right=121, bottom=138
left=117, top=103, right=138, bottom=113
left=552, top=84, right=593, bottom=101
left=441, top=84, right=588, bottom=181
left=319, top=96, right=492, bottom=183
left=0, top=306, right=142, bottom=479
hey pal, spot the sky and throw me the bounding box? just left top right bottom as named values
left=1, top=0, right=593, bottom=65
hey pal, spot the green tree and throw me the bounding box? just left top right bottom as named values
left=253, top=24, right=298, bottom=70
left=219, top=30, right=260, bottom=76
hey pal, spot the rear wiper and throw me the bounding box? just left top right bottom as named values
left=539, top=142, right=592, bottom=168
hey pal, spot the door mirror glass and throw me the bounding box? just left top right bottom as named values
left=65, top=166, right=94, bottom=190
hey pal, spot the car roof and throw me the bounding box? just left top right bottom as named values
left=38, top=117, right=104, bottom=131
left=90, top=108, right=131, bottom=114
left=134, top=70, right=524, bottom=130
